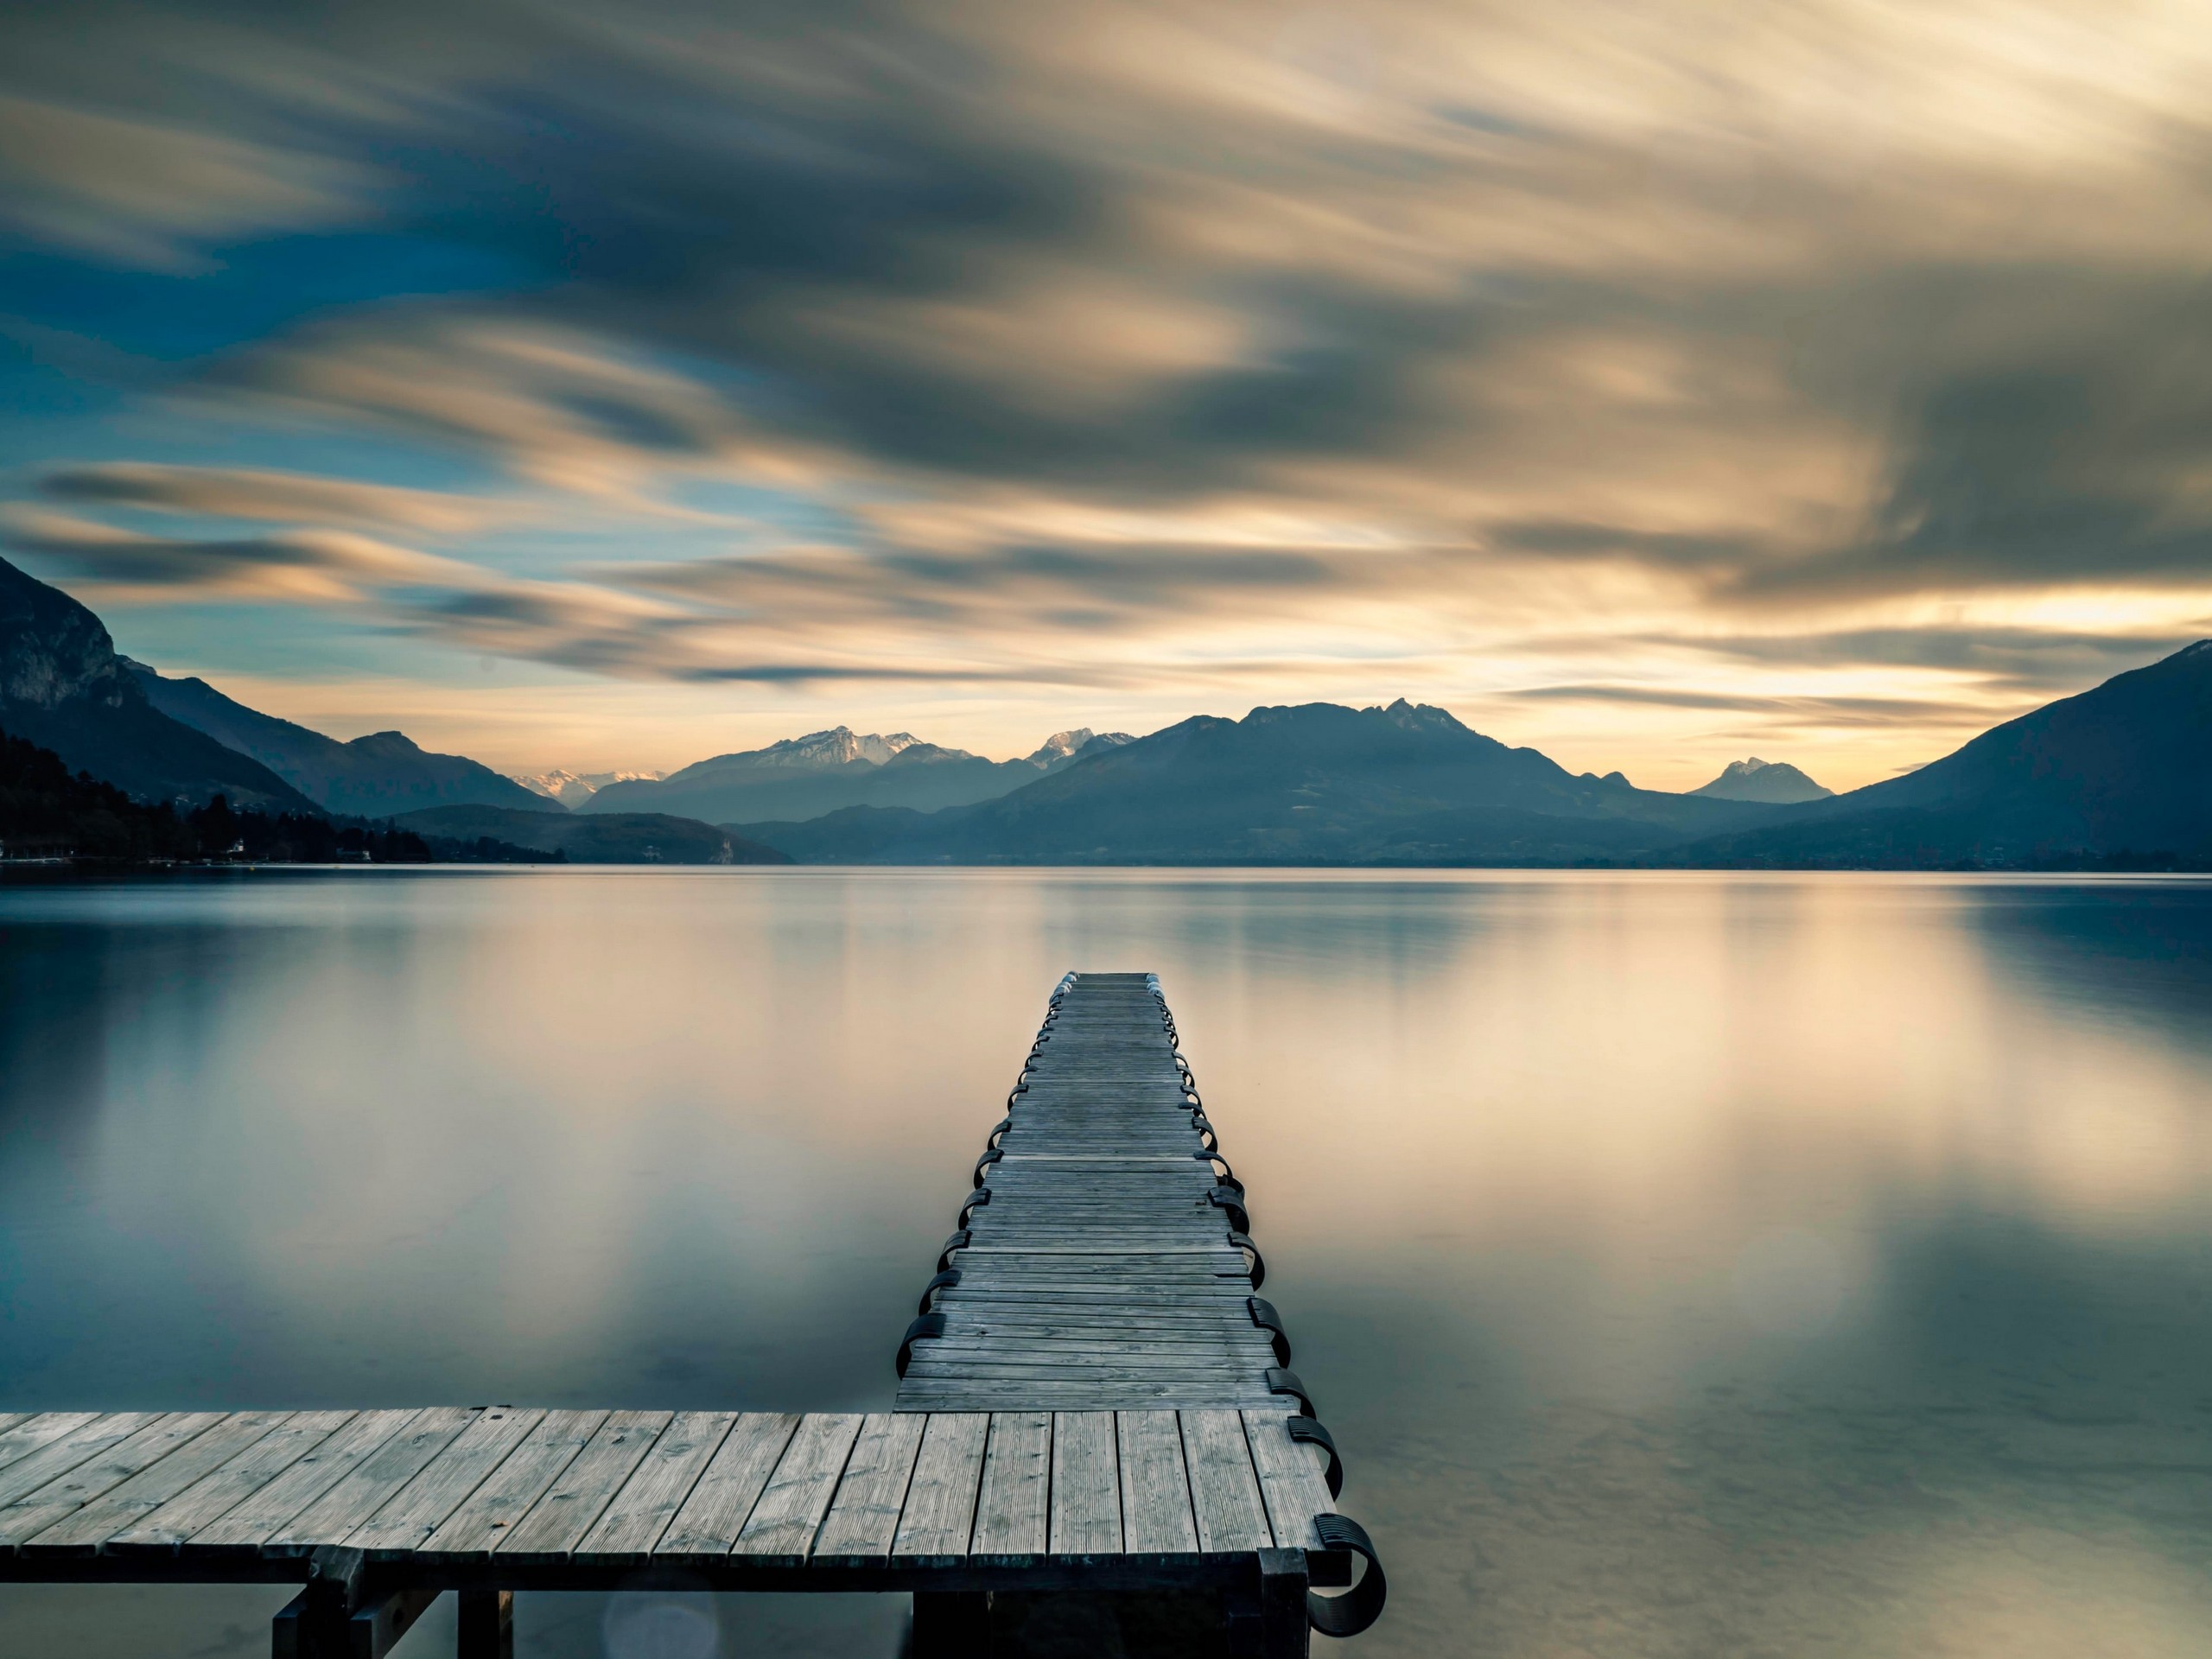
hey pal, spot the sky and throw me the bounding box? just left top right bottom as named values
left=3, top=0, right=2209, bottom=791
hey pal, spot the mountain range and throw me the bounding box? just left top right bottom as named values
left=737, top=699, right=1782, bottom=863
left=5, top=550, right=2206, bottom=870
left=130, top=663, right=550, bottom=817
left=580, top=726, right=1133, bottom=823
left=735, top=646, right=2212, bottom=868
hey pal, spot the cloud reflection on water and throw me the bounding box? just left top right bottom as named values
left=0, top=868, right=2207, bottom=1656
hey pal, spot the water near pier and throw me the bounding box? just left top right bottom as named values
left=3, top=868, right=2209, bottom=1657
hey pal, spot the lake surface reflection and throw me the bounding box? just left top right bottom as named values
left=3, top=868, right=2210, bottom=1657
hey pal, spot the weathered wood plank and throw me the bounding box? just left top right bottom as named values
left=498, top=1409, right=671, bottom=1560
left=576, top=1410, right=738, bottom=1560
left=921, top=1338, right=1273, bottom=1360
left=190, top=1408, right=418, bottom=1548
left=655, top=1413, right=798, bottom=1557
left=0, top=1414, right=103, bottom=1481
left=111, top=1411, right=358, bottom=1550
left=0, top=1414, right=226, bottom=1547
left=906, top=1360, right=1267, bottom=1382
left=730, top=1414, right=864, bottom=1562
left=969, top=1412, right=1050, bottom=1559
left=1048, top=1412, right=1120, bottom=1557
left=1180, top=1410, right=1272, bottom=1554
left=350, top=1406, right=544, bottom=1554
left=1116, top=1411, right=1198, bottom=1558
left=810, top=1414, right=925, bottom=1565
left=1243, top=1413, right=1335, bottom=1551
left=909, top=1393, right=1279, bottom=1414
left=272, top=1407, right=480, bottom=1548
left=890, top=1414, right=987, bottom=1563
left=423, top=1409, right=605, bottom=1556
left=0, top=1414, right=166, bottom=1514
left=26, top=1412, right=294, bottom=1551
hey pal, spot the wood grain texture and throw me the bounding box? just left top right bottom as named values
left=1242, top=1413, right=1336, bottom=1552
left=110, top=1411, right=357, bottom=1550
left=271, top=1407, right=480, bottom=1548
left=811, top=1414, right=925, bottom=1565
left=731, top=1414, right=863, bottom=1562
left=891, top=1413, right=988, bottom=1563
left=189, top=1408, right=418, bottom=1548
left=498, top=1409, right=671, bottom=1560
left=1116, top=1412, right=1198, bottom=1557
left=349, top=1407, right=544, bottom=1554
left=0, top=1415, right=102, bottom=1481
left=969, top=1411, right=1051, bottom=1559
left=22, top=1412, right=289, bottom=1551
left=1180, top=1410, right=1273, bottom=1554
left=1048, top=1412, right=1121, bottom=1557
left=576, top=1410, right=738, bottom=1560
left=657, top=1413, right=798, bottom=1557
left=0, top=1414, right=227, bottom=1547
left=0, top=1414, right=165, bottom=1513
left=423, top=1409, right=605, bottom=1556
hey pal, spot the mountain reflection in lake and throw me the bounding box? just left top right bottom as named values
left=2, top=869, right=2209, bottom=1658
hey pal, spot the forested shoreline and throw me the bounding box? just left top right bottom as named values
left=0, top=728, right=560, bottom=865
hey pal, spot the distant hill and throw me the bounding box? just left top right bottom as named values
left=739, top=699, right=1777, bottom=864
left=1674, top=641, right=2212, bottom=867
left=0, top=724, right=197, bottom=859
left=1690, top=758, right=1834, bottom=804
left=130, top=664, right=550, bottom=818
left=587, top=724, right=1132, bottom=823
left=0, top=556, right=318, bottom=814
left=514, top=767, right=666, bottom=808
left=390, top=804, right=791, bottom=864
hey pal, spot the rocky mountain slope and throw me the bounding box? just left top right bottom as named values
left=0, top=556, right=316, bottom=813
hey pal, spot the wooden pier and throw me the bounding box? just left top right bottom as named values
left=0, top=973, right=1384, bottom=1656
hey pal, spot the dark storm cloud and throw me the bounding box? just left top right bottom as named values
left=1735, top=275, right=2212, bottom=602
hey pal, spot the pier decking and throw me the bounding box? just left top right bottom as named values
left=897, top=973, right=1290, bottom=1413
left=0, top=974, right=1382, bottom=1656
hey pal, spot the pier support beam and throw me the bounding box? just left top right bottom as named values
left=458, top=1588, right=513, bottom=1658
left=912, top=1590, right=990, bottom=1657
left=1255, top=1548, right=1311, bottom=1659
left=270, top=1548, right=440, bottom=1659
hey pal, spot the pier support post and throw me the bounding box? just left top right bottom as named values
left=1257, top=1548, right=1310, bottom=1659
left=458, top=1588, right=513, bottom=1658
left=912, top=1590, right=991, bottom=1656
left=270, top=1549, right=441, bottom=1659
left=457, top=1592, right=512, bottom=1654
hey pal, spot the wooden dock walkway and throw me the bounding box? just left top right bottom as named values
left=0, top=974, right=1383, bottom=1656
left=897, top=973, right=1291, bottom=1414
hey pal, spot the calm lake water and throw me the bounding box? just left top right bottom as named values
left=3, top=868, right=2210, bottom=1658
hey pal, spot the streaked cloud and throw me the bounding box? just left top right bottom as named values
left=3, top=509, right=479, bottom=604
left=0, top=93, right=369, bottom=270
left=40, top=464, right=521, bottom=535
left=3, top=0, right=2210, bottom=784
